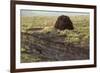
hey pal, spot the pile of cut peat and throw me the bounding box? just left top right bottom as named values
left=21, top=31, right=89, bottom=62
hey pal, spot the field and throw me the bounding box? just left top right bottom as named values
left=21, top=15, right=90, bottom=63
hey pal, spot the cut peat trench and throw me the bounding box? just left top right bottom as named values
left=21, top=29, right=89, bottom=62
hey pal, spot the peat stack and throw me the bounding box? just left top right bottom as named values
left=55, top=15, right=74, bottom=30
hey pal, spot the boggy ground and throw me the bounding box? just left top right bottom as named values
left=21, top=29, right=89, bottom=63
left=21, top=15, right=90, bottom=63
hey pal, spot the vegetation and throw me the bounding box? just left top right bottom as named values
left=21, top=15, right=89, bottom=63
